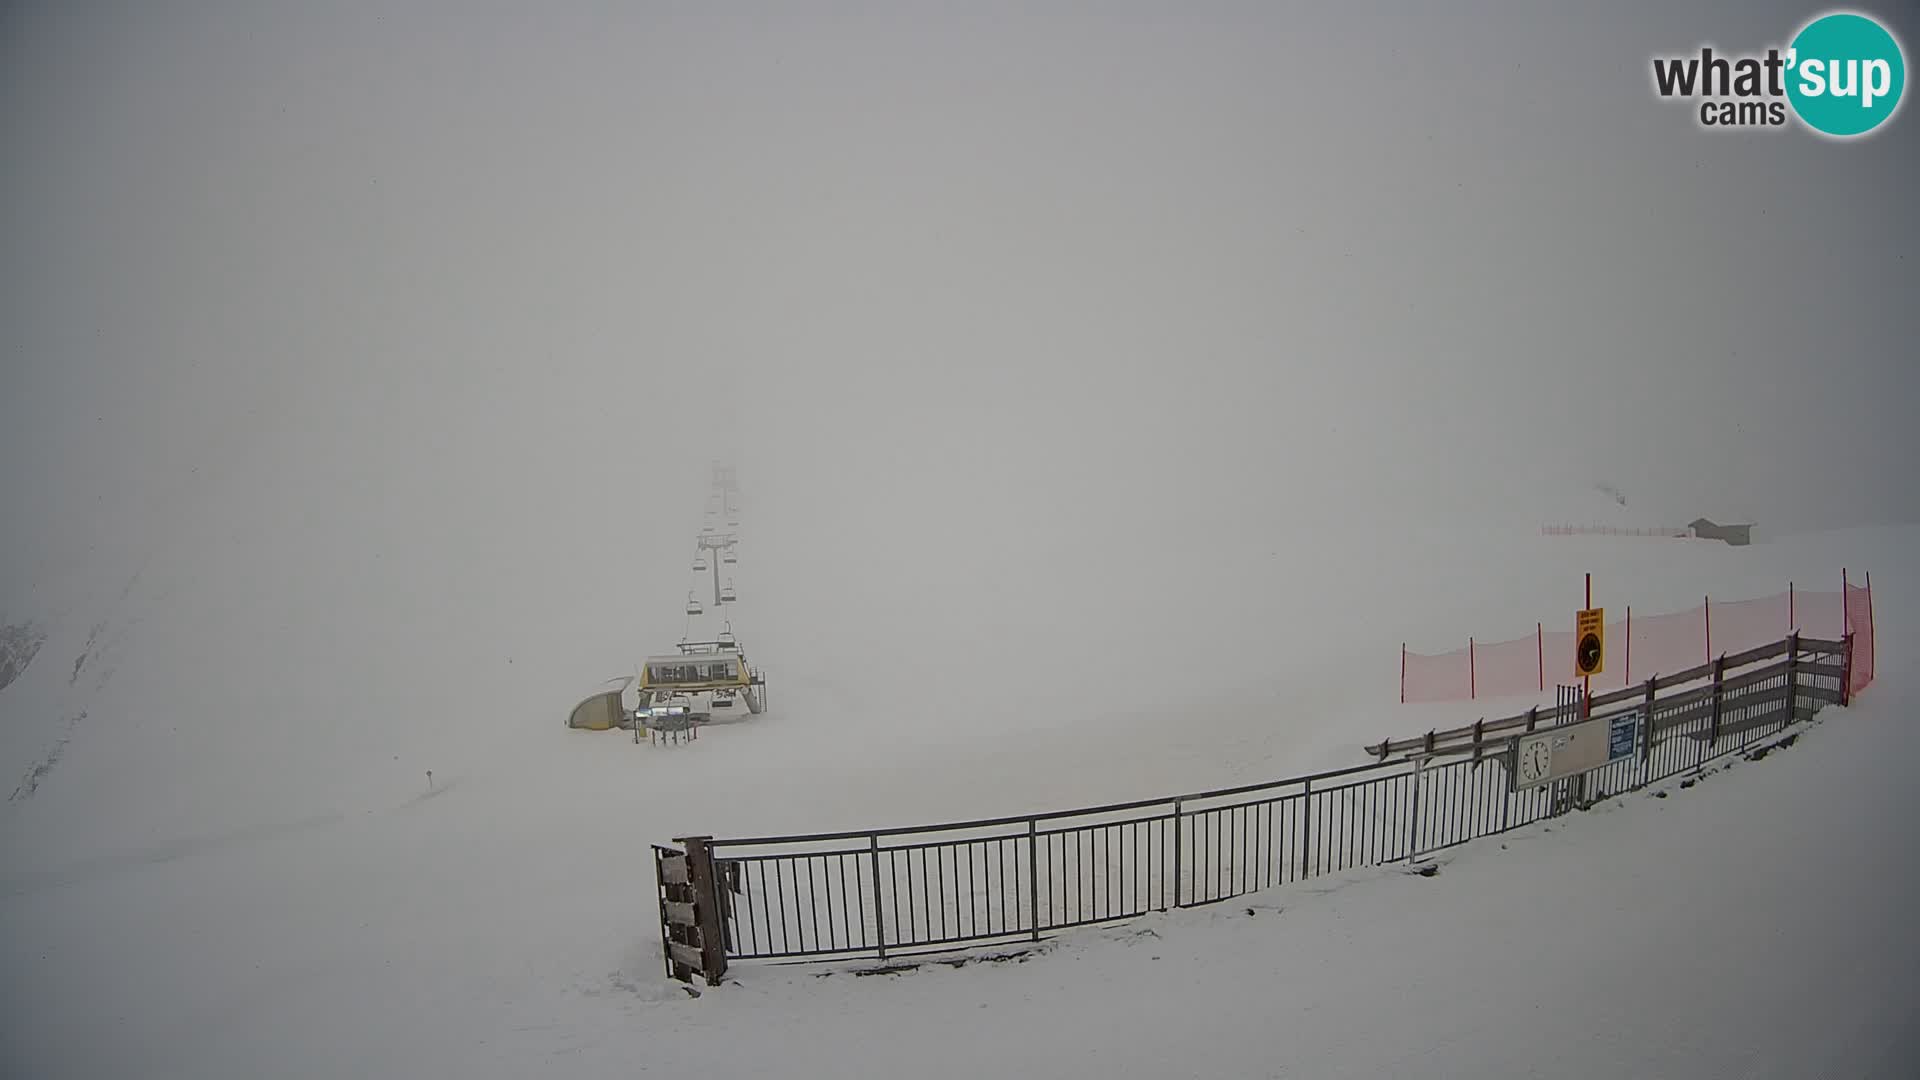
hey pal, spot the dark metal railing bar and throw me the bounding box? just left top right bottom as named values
left=809, top=856, right=824, bottom=953
left=690, top=648, right=1844, bottom=966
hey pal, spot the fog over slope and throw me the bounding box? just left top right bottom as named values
left=0, top=4, right=1914, bottom=1072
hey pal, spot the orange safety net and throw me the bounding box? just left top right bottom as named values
left=1846, top=578, right=1875, bottom=697
left=1401, top=576, right=1873, bottom=703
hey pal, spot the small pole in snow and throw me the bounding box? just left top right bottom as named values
left=426, top=770, right=434, bottom=792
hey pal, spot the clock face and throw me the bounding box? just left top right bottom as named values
left=1520, top=740, right=1552, bottom=783
left=1577, top=632, right=1603, bottom=674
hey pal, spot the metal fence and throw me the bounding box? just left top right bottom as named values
left=654, top=634, right=1852, bottom=980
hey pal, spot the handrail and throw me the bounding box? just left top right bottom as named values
left=707, top=758, right=1400, bottom=849
left=706, top=635, right=1842, bottom=850
left=656, top=632, right=1858, bottom=980
left=1366, top=636, right=1839, bottom=759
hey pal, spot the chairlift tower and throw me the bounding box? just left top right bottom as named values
left=695, top=531, right=738, bottom=607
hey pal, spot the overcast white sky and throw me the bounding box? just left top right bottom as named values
left=3, top=1, right=1916, bottom=599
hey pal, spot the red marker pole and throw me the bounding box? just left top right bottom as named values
left=1867, top=571, right=1876, bottom=684
left=1536, top=621, right=1544, bottom=692
left=1704, top=595, right=1712, bottom=665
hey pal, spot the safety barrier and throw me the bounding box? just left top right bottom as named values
left=652, top=634, right=1854, bottom=984
left=1400, top=571, right=1875, bottom=704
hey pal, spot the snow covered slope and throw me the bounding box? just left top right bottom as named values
left=617, top=668, right=1920, bottom=1080
left=0, top=469, right=1906, bottom=1076
left=4, top=6, right=1913, bottom=1074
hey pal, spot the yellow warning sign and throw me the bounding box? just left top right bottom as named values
left=1575, top=607, right=1605, bottom=677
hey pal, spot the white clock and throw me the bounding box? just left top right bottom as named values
left=1517, top=738, right=1552, bottom=785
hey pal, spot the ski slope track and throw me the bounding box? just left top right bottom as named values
left=0, top=507, right=1910, bottom=1077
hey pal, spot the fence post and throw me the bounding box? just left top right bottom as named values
left=1299, top=780, right=1313, bottom=880
left=869, top=833, right=887, bottom=960
left=1028, top=817, right=1043, bottom=934
left=1840, top=632, right=1853, bottom=707
left=1641, top=677, right=1657, bottom=765
left=681, top=836, right=729, bottom=986
left=1782, top=632, right=1799, bottom=732
left=1706, top=654, right=1726, bottom=758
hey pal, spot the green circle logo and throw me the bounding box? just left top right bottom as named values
left=1786, top=11, right=1906, bottom=137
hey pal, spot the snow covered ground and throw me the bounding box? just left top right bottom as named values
left=0, top=499, right=1907, bottom=1077
left=4, top=6, right=1913, bottom=1074
left=634, top=676, right=1920, bottom=1080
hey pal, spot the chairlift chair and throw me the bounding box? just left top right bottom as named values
left=719, top=580, right=737, bottom=603
left=722, top=547, right=737, bottom=564
left=692, top=554, right=708, bottom=571
left=685, top=591, right=703, bottom=616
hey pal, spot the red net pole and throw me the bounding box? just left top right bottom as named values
left=1536, top=621, right=1544, bottom=691
left=1625, top=605, right=1632, bottom=686
left=1842, top=568, right=1850, bottom=635
left=1789, top=581, right=1795, bottom=631
left=1868, top=572, right=1877, bottom=689
left=1704, top=595, right=1712, bottom=663
left=1469, top=637, right=1476, bottom=700
left=1400, top=643, right=1406, bottom=704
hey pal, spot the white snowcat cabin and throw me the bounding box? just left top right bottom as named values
left=639, top=652, right=750, bottom=693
